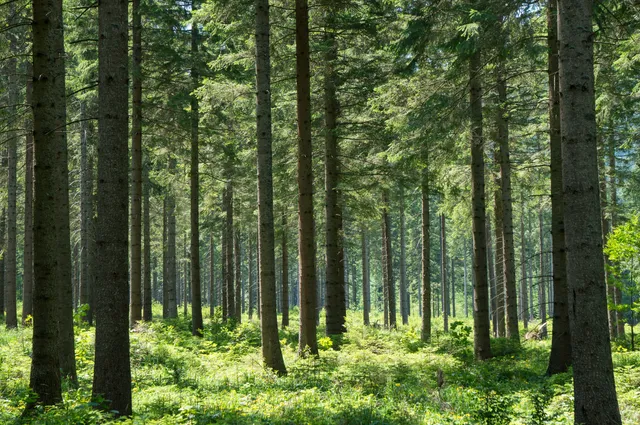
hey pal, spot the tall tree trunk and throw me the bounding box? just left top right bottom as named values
left=222, top=225, right=228, bottom=319
left=224, top=179, right=236, bottom=320
left=93, top=0, right=132, bottom=413
left=463, top=240, right=468, bottom=318
left=5, top=18, right=18, bottom=330
left=470, top=47, right=492, bottom=360
left=558, top=0, right=621, bottom=421
left=22, top=59, right=34, bottom=325
left=382, top=190, right=396, bottom=328
left=210, top=235, right=215, bottom=316
left=600, top=148, right=616, bottom=338
left=235, top=230, right=242, bottom=322
left=167, top=162, right=178, bottom=318
left=324, top=13, right=345, bottom=336
left=538, top=210, right=547, bottom=338
left=496, top=70, right=519, bottom=343
left=361, top=228, right=370, bottom=326
left=162, top=198, right=168, bottom=317
left=79, top=103, right=93, bottom=323
left=493, top=181, right=506, bottom=337
left=143, top=165, right=152, bottom=322
left=421, top=167, right=431, bottom=341
left=400, top=191, right=408, bottom=325
left=190, top=2, right=203, bottom=335
left=248, top=234, right=254, bottom=320
left=520, top=210, right=529, bottom=330
left=0, top=210, right=4, bottom=319
left=487, top=220, right=497, bottom=336
left=29, top=0, right=67, bottom=404
left=295, top=0, right=318, bottom=355
left=441, top=214, right=449, bottom=332
left=282, top=212, right=289, bottom=327
left=129, top=0, right=143, bottom=326
left=256, top=0, right=287, bottom=373
left=451, top=257, right=456, bottom=317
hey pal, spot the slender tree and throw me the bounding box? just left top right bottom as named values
left=256, top=0, right=287, bottom=373
left=421, top=167, right=431, bottom=341
left=441, top=214, right=449, bottom=332
left=296, top=0, right=318, bottom=355
left=22, top=60, right=34, bottom=325
left=143, top=164, right=152, bottom=322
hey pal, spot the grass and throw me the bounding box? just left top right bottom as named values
left=1, top=305, right=639, bottom=424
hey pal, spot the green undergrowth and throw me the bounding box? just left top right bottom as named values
left=1, top=306, right=639, bottom=424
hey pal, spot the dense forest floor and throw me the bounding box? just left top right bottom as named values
left=1, top=308, right=639, bottom=424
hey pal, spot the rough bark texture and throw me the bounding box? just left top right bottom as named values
left=5, top=18, right=18, bottom=329
left=296, top=0, right=318, bottom=356
left=470, top=48, right=492, bottom=360
left=93, top=0, right=132, bottom=414
left=324, top=17, right=346, bottom=336
left=224, top=179, right=236, bottom=320
left=608, top=143, right=625, bottom=337
left=0, top=210, right=4, bottom=318
left=547, top=43, right=572, bottom=369
left=129, top=0, right=143, bottom=327
left=190, top=3, right=203, bottom=336
left=167, top=161, right=178, bottom=318
left=496, top=67, right=519, bottom=343
left=234, top=230, right=241, bottom=321
left=22, top=59, right=34, bottom=324
left=29, top=0, right=66, bottom=404
left=487, top=221, right=497, bottom=335
left=558, top=0, right=621, bottom=422
left=256, top=0, right=287, bottom=373
left=421, top=168, right=431, bottom=341
left=209, top=234, right=215, bottom=316
left=79, top=103, right=93, bottom=323
left=441, top=214, right=449, bottom=332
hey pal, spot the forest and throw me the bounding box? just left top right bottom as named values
left=0, top=0, right=639, bottom=423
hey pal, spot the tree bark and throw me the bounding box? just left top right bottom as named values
left=281, top=212, right=289, bottom=327
left=609, top=142, right=624, bottom=337
left=361, top=228, right=370, bottom=326
left=470, top=47, right=492, bottom=360
left=190, top=2, right=203, bottom=335
left=295, top=0, right=318, bottom=355
left=256, top=0, right=287, bottom=373
left=93, top=0, right=132, bottom=414
left=400, top=191, right=408, bottom=325
left=234, top=230, right=242, bottom=322
left=167, top=160, right=178, bottom=318
left=129, top=0, right=143, bottom=327
left=382, top=190, right=396, bottom=329
left=22, top=59, right=34, bottom=325
left=487, top=220, right=497, bottom=335
left=143, top=165, right=152, bottom=322
left=493, top=179, right=505, bottom=337
left=421, top=167, right=431, bottom=341
left=29, top=0, right=67, bottom=404
left=441, top=214, right=448, bottom=332
left=520, top=210, right=529, bottom=330
left=558, top=0, right=621, bottom=421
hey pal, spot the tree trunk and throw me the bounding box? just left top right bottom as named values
left=224, top=178, right=236, bottom=320
left=382, top=190, right=396, bottom=329
left=190, top=2, right=203, bottom=335
left=295, top=0, right=318, bottom=356
left=558, top=0, right=621, bottom=421
left=22, top=59, right=35, bottom=325
left=441, top=214, right=449, bottom=332
left=256, top=0, right=287, bottom=373
left=143, top=165, right=152, bottom=322
left=235, top=230, right=242, bottom=322
left=470, top=47, right=492, bottom=360
left=0, top=210, right=4, bottom=319
left=167, top=162, right=178, bottom=318
left=361, top=228, right=370, bottom=326
left=520, top=210, right=528, bottom=330
left=29, top=0, right=67, bottom=404
left=5, top=18, right=18, bottom=330
left=129, top=0, right=143, bottom=327
left=248, top=234, right=254, bottom=320
left=210, top=234, right=215, bottom=316
left=487, top=220, right=497, bottom=336
left=451, top=257, right=455, bottom=317
left=93, top=0, right=132, bottom=413
left=493, top=181, right=505, bottom=337
left=463, top=240, right=468, bottom=318
left=79, top=102, right=94, bottom=324
left=538, top=211, right=547, bottom=338
left=421, top=167, right=431, bottom=341
left=281, top=212, right=289, bottom=327
left=400, top=191, right=408, bottom=325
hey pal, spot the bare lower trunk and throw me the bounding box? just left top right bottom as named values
left=421, top=167, right=431, bottom=340
left=441, top=214, right=448, bottom=332
left=520, top=210, right=528, bottom=330
left=382, top=190, right=396, bottom=329
left=538, top=211, right=547, bottom=338
left=93, top=0, right=132, bottom=413
left=361, top=229, right=370, bottom=326
left=470, top=48, right=491, bottom=360
left=22, top=60, right=34, bottom=325
left=400, top=191, right=408, bottom=325
left=143, top=166, right=152, bottom=322
left=558, top=0, right=621, bottom=421
left=296, top=0, right=318, bottom=356
left=281, top=213, right=289, bottom=327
